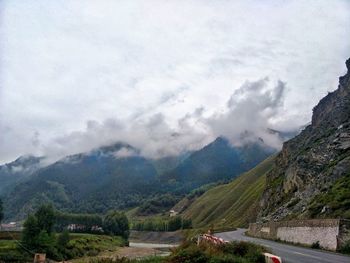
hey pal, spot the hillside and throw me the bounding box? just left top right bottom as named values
left=4, top=143, right=160, bottom=220
left=178, top=156, right=275, bottom=230
left=162, top=137, right=275, bottom=191
left=2, top=137, right=275, bottom=220
left=0, top=155, right=43, bottom=195
left=258, top=58, right=350, bottom=221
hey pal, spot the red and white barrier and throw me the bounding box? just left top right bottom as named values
left=198, top=234, right=228, bottom=245
left=263, top=252, right=282, bottom=263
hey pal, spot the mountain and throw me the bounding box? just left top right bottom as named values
left=0, top=155, right=43, bottom=195
left=4, top=143, right=160, bottom=220
left=175, top=156, right=275, bottom=230
left=162, top=137, right=275, bottom=190
left=3, top=136, right=276, bottom=220
left=258, top=58, right=350, bottom=221
left=151, top=152, right=192, bottom=176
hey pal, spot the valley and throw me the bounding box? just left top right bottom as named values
left=0, top=2, right=350, bottom=261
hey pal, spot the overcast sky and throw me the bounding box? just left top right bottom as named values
left=0, top=0, right=350, bottom=164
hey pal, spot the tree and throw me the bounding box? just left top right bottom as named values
left=57, top=230, right=70, bottom=250
left=168, top=216, right=182, bottom=231
left=0, top=199, right=3, bottom=229
left=21, top=204, right=57, bottom=255
left=36, top=230, right=57, bottom=255
left=21, top=215, right=40, bottom=249
left=35, top=204, right=55, bottom=234
left=103, top=211, right=129, bottom=239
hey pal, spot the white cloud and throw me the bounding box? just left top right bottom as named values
left=0, top=0, right=350, bottom=163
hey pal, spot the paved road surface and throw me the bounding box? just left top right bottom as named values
left=215, top=229, right=350, bottom=263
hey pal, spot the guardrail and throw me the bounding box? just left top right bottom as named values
left=197, top=234, right=228, bottom=245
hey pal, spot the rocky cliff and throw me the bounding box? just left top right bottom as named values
left=258, top=58, right=350, bottom=221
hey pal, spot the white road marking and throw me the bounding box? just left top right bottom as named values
left=293, top=251, right=322, bottom=260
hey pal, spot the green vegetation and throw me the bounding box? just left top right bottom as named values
left=14, top=205, right=129, bottom=261
left=77, top=240, right=266, bottom=263
left=103, top=211, right=130, bottom=239
left=21, top=204, right=57, bottom=257
left=86, top=256, right=164, bottom=263
left=308, top=173, right=350, bottom=218
left=187, top=183, right=218, bottom=200
left=132, top=216, right=192, bottom=232
left=0, top=239, right=31, bottom=262
left=0, top=199, right=3, bottom=227
left=137, top=194, right=180, bottom=216
left=55, top=212, right=103, bottom=233
left=311, top=241, right=321, bottom=249
left=165, top=240, right=266, bottom=263
left=0, top=231, right=126, bottom=261
left=66, top=233, right=126, bottom=258
left=181, top=156, right=275, bottom=230
left=339, top=240, right=350, bottom=254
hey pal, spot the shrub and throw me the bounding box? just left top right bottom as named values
left=166, top=240, right=266, bottom=263
left=103, top=211, right=129, bottom=239
left=166, top=244, right=209, bottom=263
left=339, top=240, right=350, bottom=254
left=311, top=241, right=321, bottom=249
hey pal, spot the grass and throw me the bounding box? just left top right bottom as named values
left=77, top=240, right=266, bottom=263
left=0, top=232, right=126, bottom=262
left=181, top=156, right=275, bottom=230
left=308, top=172, right=350, bottom=218
left=64, top=233, right=127, bottom=259
left=0, top=239, right=32, bottom=262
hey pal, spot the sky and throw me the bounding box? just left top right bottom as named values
left=0, top=0, right=350, bottom=164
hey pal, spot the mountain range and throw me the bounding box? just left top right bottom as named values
left=1, top=136, right=277, bottom=220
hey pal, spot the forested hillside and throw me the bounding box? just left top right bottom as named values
left=2, top=138, right=275, bottom=220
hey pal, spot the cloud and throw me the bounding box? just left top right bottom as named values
left=0, top=0, right=350, bottom=163
left=113, top=147, right=138, bottom=159
left=207, top=78, right=287, bottom=148
left=35, top=77, right=286, bottom=164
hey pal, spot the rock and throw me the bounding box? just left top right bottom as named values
left=258, top=58, right=350, bottom=221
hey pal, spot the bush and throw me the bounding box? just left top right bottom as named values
left=339, top=240, right=350, bottom=254
left=103, top=211, right=130, bottom=239
left=311, top=241, right=321, bottom=249
left=166, top=240, right=266, bottom=263
left=166, top=244, right=209, bottom=263
left=88, top=256, right=164, bottom=263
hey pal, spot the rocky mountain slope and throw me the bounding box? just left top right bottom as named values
left=258, top=58, right=350, bottom=221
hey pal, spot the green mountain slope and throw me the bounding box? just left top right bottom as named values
left=4, top=143, right=160, bottom=220
left=162, top=137, right=275, bottom=191
left=180, top=156, right=275, bottom=230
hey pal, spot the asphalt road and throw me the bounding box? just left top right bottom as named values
left=215, top=229, right=350, bottom=263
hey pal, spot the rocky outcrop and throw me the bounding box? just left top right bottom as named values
left=258, top=58, right=350, bottom=221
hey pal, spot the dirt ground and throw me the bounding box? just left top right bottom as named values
left=70, top=231, right=181, bottom=262
left=70, top=243, right=172, bottom=262
left=129, top=230, right=183, bottom=244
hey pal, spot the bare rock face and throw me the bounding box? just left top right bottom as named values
left=258, top=58, right=350, bottom=221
